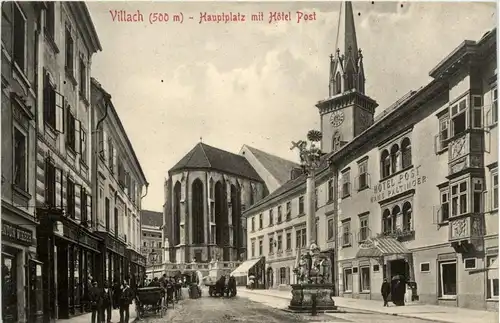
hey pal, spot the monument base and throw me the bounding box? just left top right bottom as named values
left=288, top=284, right=339, bottom=313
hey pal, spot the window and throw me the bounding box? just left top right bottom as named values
left=45, top=2, right=55, bottom=39
left=437, top=116, right=450, bottom=151
left=158, top=242, right=162, bottom=248
left=251, top=217, right=255, bottom=232
left=450, top=97, right=467, bottom=137
left=342, top=170, right=351, bottom=198
left=358, top=161, right=368, bottom=190
left=269, top=209, right=274, bottom=226
left=43, top=73, right=64, bottom=132
left=13, top=3, right=26, bottom=71
left=65, top=27, right=74, bottom=74
left=269, top=236, right=274, bottom=254
left=277, top=234, right=282, bottom=252
left=402, top=202, right=412, bottom=231
left=342, top=220, right=351, bottom=246
left=327, top=218, right=334, bottom=240
left=251, top=240, right=255, bottom=257
left=81, top=188, right=87, bottom=222
left=296, top=228, right=306, bottom=249
left=66, top=111, right=76, bottom=152
left=360, top=267, right=370, bottom=292
left=471, top=95, right=483, bottom=129
left=359, top=215, right=369, bottom=241
left=286, top=232, right=291, bottom=250
left=439, top=261, right=457, bottom=297
left=328, top=179, right=334, bottom=201
left=45, top=159, right=56, bottom=207
left=280, top=267, right=287, bottom=285
left=79, top=57, right=87, bottom=97
left=258, top=214, right=263, bottom=229
left=13, top=127, right=27, bottom=191
left=258, top=239, right=263, bottom=255
left=286, top=202, right=291, bottom=221
left=105, top=197, right=110, bottom=231
left=401, top=138, right=412, bottom=169
left=381, top=150, right=391, bottom=178
left=492, top=87, right=498, bottom=124
left=277, top=206, right=282, bottom=223
left=298, top=196, right=304, bottom=215
left=343, top=268, right=353, bottom=292
left=451, top=180, right=468, bottom=216
left=382, top=208, right=395, bottom=234
left=114, top=207, right=119, bottom=237
left=493, top=172, right=498, bottom=210
left=390, top=144, right=400, bottom=174
left=420, top=262, right=430, bottom=272
left=487, top=255, right=499, bottom=299
left=66, top=177, right=75, bottom=219
left=440, top=188, right=450, bottom=222
left=80, top=128, right=87, bottom=165
left=472, top=178, right=484, bottom=213
left=373, top=264, right=380, bottom=272
left=464, top=258, right=476, bottom=270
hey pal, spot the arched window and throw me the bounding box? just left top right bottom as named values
left=402, top=202, right=412, bottom=232
left=173, top=181, right=181, bottom=246
left=381, top=150, right=391, bottom=178
left=390, top=144, right=400, bottom=174
left=209, top=178, right=214, bottom=199
left=332, top=131, right=341, bottom=152
left=231, top=185, right=241, bottom=250
left=214, top=181, right=227, bottom=246
left=401, top=138, right=412, bottom=169
left=250, top=184, right=255, bottom=206
left=335, top=72, right=342, bottom=94
left=191, top=179, right=204, bottom=244
left=391, top=205, right=401, bottom=233
left=382, top=209, right=391, bottom=234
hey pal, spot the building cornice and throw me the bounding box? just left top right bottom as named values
left=66, top=2, right=102, bottom=54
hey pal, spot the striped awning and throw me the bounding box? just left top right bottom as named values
left=356, top=237, right=410, bottom=258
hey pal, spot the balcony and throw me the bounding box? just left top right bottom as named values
left=448, top=213, right=485, bottom=244
left=380, top=228, right=415, bottom=241
left=447, top=132, right=484, bottom=177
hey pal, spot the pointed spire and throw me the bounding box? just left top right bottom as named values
left=344, top=1, right=359, bottom=62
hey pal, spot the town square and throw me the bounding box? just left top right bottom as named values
left=1, top=1, right=498, bottom=323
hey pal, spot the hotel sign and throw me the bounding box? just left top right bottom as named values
left=2, top=221, right=33, bottom=245
left=370, top=166, right=427, bottom=203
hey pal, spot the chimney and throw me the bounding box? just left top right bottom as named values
left=290, top=167, right=303, bottom=180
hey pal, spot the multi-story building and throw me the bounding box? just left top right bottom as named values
left=331, top=28, right=498, bottom=311
left=91, top=78, right=148, bottom=288
left=141, top=210, right=163, bottom=267
left=1, top=3, right=43, bottom=323
left=34, top=2, right=102, bottom=321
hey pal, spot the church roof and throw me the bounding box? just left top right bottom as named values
left=169, top=142, right=263, bottom=182
left=243, top=145, right=300, bottom=186
left=141, top=210, right=163, bottom=228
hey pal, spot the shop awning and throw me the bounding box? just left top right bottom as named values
left=356, top=237, right=411, bottom=258
left=231, top=257, right=263, bottom=278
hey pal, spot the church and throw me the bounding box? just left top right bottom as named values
left=162, top=142, right=300, bottom=275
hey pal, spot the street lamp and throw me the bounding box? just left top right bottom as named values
left=149, top=249, right=158, bottom=279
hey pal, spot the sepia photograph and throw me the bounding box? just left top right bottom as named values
left=0, top=1, right=498, bottom=323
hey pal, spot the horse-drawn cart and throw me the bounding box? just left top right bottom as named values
left=135, top=287, right=167, bottom=318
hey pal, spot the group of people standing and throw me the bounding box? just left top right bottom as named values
left=381, top=276, right=407, bottom=307
left=87, top=278, right=134, bottom=323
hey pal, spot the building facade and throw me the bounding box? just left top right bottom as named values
left=1, top=2, right=43, bottom=323
left=91, top=78, right=148, bottom=288
left=33, top=2, right=103, bottom=321
left=141, top=210, right=163, bottom=268
left=331, top=29, right=498, bottom=311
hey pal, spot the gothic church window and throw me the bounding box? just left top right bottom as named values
left=335, top=72, right=342, bottom=94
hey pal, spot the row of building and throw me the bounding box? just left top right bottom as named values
left=1, top=2, right=148, bottom=322
left=243, top=2, right=498, bottom=312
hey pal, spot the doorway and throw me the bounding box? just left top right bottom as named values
left=266, top=267, right=274, bottom=289
left=389, top=259, right=409, bottom=281
left=2, top=252, right=18, bottom=323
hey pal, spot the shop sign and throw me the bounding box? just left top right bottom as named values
left=2, top=221, right=33, bottom=245
left=371, top=165, right=426, bottom=203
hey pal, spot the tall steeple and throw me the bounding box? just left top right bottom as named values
left=329, top=1, right=366, bottom=97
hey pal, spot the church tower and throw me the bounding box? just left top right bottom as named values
left=318, top=1, right=378, bottom=154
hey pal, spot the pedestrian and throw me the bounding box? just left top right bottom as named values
left=381, top=278, right=390, bottom=307
left=100, top=281, right=113, bottom=323
left=119, top=279, right=134, bottom=323
left=89, top=280, right=102, bottom=323
left=113, top=278, right=121, bottom=310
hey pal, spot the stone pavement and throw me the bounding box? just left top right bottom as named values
left=56, top=306, right=137, bottom=323
left=237, top=287, right=499, bottom=323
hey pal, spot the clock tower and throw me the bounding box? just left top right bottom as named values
left=317, top=1, right=378, bottom=154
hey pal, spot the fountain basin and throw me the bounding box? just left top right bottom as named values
left=287, top=283, right=338, bottom=313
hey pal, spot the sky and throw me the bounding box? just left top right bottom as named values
left=86, top=1, right=496, bottom=212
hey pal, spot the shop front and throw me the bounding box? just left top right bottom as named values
left=95, top=232, right=127, bottom=285
left=37, top=210, right=102, bottom=321
left=127, top=248, right=146, bottom=288
left=2, top=209, right=43, bottom=323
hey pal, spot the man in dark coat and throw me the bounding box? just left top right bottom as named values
left=112, top=278, right=121, bottom=310
left=119, top=279, right=134, bottom=323
left=381, top=278, right=390, bottom=307
left=89, top=280, right=102, bottom=323
left=100, top=281, right=113, bottom=323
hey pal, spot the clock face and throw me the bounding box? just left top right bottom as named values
left=330, top=110, right=345, bottom=127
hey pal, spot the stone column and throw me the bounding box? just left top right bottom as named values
left=306, top=174, right=317, bottom=246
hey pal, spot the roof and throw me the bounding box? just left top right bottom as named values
left=140, top=210, right=163, bottom=228
left=356, top=236, right=410, bottom=258
left=243, top=145, right=300, bottom=186
left=169, top=142, right=263, bottom=182
left=72, top=2, right=102, bottom=53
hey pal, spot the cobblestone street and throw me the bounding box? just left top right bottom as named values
left=139, top=294, right=438, bottom=323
